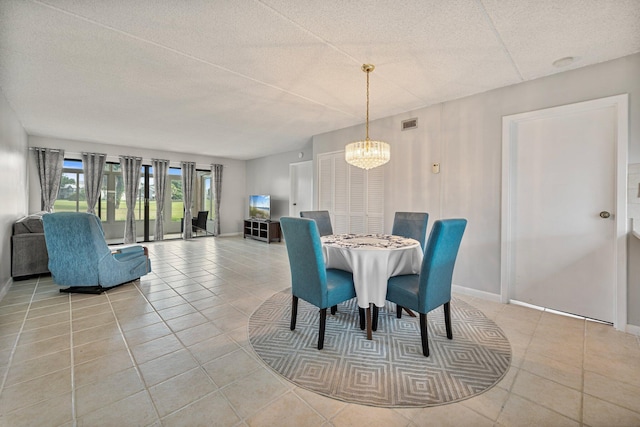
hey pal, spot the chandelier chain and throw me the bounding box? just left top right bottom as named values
left=365, top=68, right=370, bottom=141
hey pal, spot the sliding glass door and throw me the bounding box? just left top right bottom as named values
left=54, top=160, right=213, bottom=242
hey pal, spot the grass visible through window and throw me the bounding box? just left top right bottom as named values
left=54, top=200, right=186, bottom=221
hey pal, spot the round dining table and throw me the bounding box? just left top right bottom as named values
left=321, top=233, right=423, bottom=339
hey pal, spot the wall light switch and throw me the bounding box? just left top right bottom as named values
left=432, top=163, right=440, bottom=174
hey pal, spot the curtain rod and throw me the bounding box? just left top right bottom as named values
left=30, top=149, right=226, bottom=169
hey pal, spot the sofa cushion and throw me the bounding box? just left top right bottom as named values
left=12, top=212, right=49, bottom=278
left=13, top=213, right=47, bottom=234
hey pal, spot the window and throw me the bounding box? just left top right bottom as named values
left=54, top=160, right=88, bottom=213
left=52, top=160, right=135, bottom=223
left=198, top=170, right=213, bottom=218
left=145, top=168, right=156, bottom=221
left=52, top=160, right=214, bottom=241
left=169, top=168, right=183, bottom=221
left=102, top=163, right=124, bottom=222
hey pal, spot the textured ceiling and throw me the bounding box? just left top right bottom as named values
left=1, top=0, right=639, bottom=160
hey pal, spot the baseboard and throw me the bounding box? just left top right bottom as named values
left=0, top=277, right=12, bottom=303
left=452, top=284, right=502, bottom=303
left=219, top=232, right=242, bottom=238
left=627, top=323, right=640, bottom=336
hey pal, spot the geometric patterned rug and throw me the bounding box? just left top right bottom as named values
left=248, top=290, right=511, bottom=407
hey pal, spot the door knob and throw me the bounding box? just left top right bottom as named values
left=599, top=211, right=611, bottom=219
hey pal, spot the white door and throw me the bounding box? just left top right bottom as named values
left=289, top=161, right=313, bottom=217
left=502, top=96, right=627, bottom=325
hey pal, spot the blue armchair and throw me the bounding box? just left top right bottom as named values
left=299, top=210, right=334, bottom=237
left=392, top=212, right=429, bottom=252
left=386, top=219, right=467, bottom=356
left=280, top=216, right=360, bottom=349
left=42, top=212, right=151, bottom=294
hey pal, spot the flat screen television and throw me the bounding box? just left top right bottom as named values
left=249, top=195, right=271, bottom=220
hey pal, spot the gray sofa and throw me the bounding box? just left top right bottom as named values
left=11, top=213, right=50, bottom=279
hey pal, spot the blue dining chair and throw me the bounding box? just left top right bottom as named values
left=299, top=210, right=334, bottom=237
left=392, top=212, right=429, bottom=252
left=386, top=219, right=467, bottom=356
left=280, top=216, right=360, bottom=350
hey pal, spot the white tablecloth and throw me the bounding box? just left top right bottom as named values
left=321, top=234, right=423, bottom=308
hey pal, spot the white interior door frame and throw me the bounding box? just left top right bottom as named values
left=289, top=160, right=313, bottom=217
left=501, top=94, right=628, bottom=330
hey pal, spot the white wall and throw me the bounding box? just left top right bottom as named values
left=313, top=53, right=640, bottom=325
left=628, top=163, right=640, bottom=327
left=0, top=89, right=29, bottom=294
left=27, top=136, right=247, bottom=237
left=245, top=142, right=313, bottom=220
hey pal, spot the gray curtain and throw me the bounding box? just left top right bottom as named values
left=82, top=152, right=106, bottom=215
left=212, top=164, right=223, bottom=236
left=181, top=161, right=196, bottom=239
left=33, top=147, right=64, bottom=212
left=152, top=159, right=169, bottom=241
left=120, top=156, right=142, bottom=244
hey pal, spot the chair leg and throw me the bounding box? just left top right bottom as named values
left=318, top=308, right=327, bottom=350
left=420, top=313, right=429, bottom=357
left=357, top=307, right=364, bottom=330
left=444, top=302, right=452, bottom=339
left=331, top=305, right=337, bottom=315
left=396, top=304, right=403, bottom=318
left=372, top=305, right=379, bottom=331
left=290, top=296, right=298, bottom=330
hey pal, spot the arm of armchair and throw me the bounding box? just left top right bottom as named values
left=110, top=245, right=149, bottom=262
left=109, top=244, right=148, bottom=255
left=98, top=245, right=151, bottom=288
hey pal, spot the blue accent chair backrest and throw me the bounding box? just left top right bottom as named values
left=299, top=211, right=333, bottom=237
left=418, top=219, right=467, bottom=313
left=42, top=212, right=151, bottom=289
left=386, top=218, right=467, bottom=356
left=280, top=216, right=357, bottom=349
left=281, top=216, right=331, bottom=307
left=392, top=212, right=429, bottom=252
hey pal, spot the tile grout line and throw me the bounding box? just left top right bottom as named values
left=0, top=279, right=41, bottom=396
left=580, top=319, right=587, bottom=427
left=482, top=299, right=513, bottom=425
left=147, top=275, right=249, bottom=423
left=139, top=253, right=271, bottom=423
left=130, top=271, right=249, bottom=423
left=68, top=290, right=77, bottom=427
left=494, top=306, right=541, bottom=423
left=103, top=282, right=164, bottom=425
left=509, top=310, right=589, bottom=424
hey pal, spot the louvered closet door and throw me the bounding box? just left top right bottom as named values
left=366, top=167, right=384, bottom=233
left=349, top=166, right=366, bottom=233
left=333, top=157, right=349, bottom=233
left=317, top=151, right=384, bottom=235
left=318, top=156, right=333, bottom=212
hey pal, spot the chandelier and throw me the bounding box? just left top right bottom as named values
left=345, top=64, right=390, bottom=170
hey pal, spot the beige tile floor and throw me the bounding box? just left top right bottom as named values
left=1, top=236, right=639, bottom=427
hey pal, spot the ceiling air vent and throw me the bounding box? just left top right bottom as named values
left=401, top=118, right=418, bottom=131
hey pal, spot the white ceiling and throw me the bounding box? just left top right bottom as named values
left=1, top=0, right=639, bottom=160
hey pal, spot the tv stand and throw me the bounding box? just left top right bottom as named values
left=243, top=219, right=281, bottom=243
